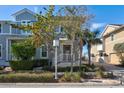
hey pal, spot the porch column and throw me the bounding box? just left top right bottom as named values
left=6, top=39, right=9, bottom=61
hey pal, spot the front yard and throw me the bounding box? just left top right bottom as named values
left=0, top=63, right=120, bottom=83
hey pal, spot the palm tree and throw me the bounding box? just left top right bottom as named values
left=58, top=6, right=89, bottom=73
left=85, top=30, right=102, bottom=65
left=76, top=30, right=86, bottom=71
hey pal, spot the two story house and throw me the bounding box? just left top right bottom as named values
left=91, top=24, right=124, bottom=64
left=0, top=8, right=80, bottom=66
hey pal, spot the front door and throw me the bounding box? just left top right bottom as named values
left=63, top=45, right=71, bottom=61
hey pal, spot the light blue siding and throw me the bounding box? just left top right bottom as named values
left=0, top=9, right=47, bottom=66
left=15, top=11, right=36, bottom=22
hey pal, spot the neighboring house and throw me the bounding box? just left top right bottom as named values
left=91, top=24, right=124, bottom=64
left=0, top=8, right=80, bottom=66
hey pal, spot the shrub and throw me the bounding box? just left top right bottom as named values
left=33, top=59, right=51, bottom=67
left=0, top=67, right=4, bottom=70
left=59, top=72, right=81, bottom=82
left=103, top=72, right=114, bottom=79
left=0, top=72, right=55, bottom=83
left=11, top=40, right=35, bottom=60
left=9, top=60, right=34, bottom=70
left=95, top=69, right=104, bottom=79
left=42, top=64, right=99, bottom=72
left=114, top=43, right=124, bottom=66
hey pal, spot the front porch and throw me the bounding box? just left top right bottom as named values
left=52, top=40, right=80, bottom=67
left=6, top=38, right=24, bottom=61
left=6, top=38, right=80, bottom=67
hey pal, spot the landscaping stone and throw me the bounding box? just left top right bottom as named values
left=3, top=67, right=12, bottom=72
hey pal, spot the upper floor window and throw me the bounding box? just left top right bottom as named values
left=55, top=25, right=65, bottom=34
left=55, top=26, right=60, bottom=33
left=110, top=33, right=114, bottom=41
left=21, top=20, right=32, bottom=34
left=0, top=24, right=1, bottom=33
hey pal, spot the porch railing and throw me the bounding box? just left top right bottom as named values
left=57, top=54, right=73, bottom=62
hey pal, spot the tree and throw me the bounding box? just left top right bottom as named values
left=85, top=30, right=102, bottom=65
left=11, top=5, right=58, bottom=48
left=114, top=42, right=124, bottom=65
left=11, top=6, right=59, bottom=65
left=58, top=6, right=91, bottom=73
left=11, top=40, right=35, bottom=61
left=76, top=30, right=87, bottom=71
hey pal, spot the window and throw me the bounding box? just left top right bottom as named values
left=55, top=26, right=60, bottom=33
left=55, top=25, right=64, bottom=33
left=0, top=44, right=2, bottom=58
left=110, top=33, right=114, bottom=41
left=0, top=24, right=1, bottom=33
left=21, top=20, right=32, bottom=34
left=41, top=45, right=47, bottom=57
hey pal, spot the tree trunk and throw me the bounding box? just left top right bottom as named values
left=79, top=41, right=83, bottom=72
left=70, top=38, right=75, bottom=74
left=70, top=55, right=73, bottom=74
left=88, top=44, right=91, bottom=65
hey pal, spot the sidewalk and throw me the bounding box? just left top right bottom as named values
left=0, top=79, right=121, bottom=88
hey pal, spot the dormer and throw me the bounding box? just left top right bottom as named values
left=11, top=8, right=36, bottom=22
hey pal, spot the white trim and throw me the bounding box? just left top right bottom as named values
left=21, top=20, right=33, bottom=35
left=101, top=24, right=109, bottom=37
left=0, top=44, right=2, bottom=59
left=40, top=45, right=48, bottom=59
left=11, top=8, right=35, bottom=17
left=0, top=33, right=32, bottom=36
left=101, top=24, right=121, bottom=37
left=59, top=25, right=61, bottom=33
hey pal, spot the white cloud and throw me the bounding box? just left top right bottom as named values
left=90, top=23, right=105, bottom=31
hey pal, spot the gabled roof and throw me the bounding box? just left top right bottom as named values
left=101, top=24, right=124, bottom=37
left=11, top=8, right=35, bottom=17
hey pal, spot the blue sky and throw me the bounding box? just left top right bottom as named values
left=0, top=5, right=124, bottom=31
left=0, top=5, right=124, bottom=55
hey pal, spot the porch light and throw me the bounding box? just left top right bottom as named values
left=53, top=40, right=59, bottom=47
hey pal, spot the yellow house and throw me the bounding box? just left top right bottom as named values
left=91, top=24, right=124, bottom=64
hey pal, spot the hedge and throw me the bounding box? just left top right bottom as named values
left=9, top=59, right=50, bottom=71
left=43, top=64, right=99, bottom=72
left=33, top=59, right=51, bottom=67
left=9, top=60, right=34, bottom=70
left=0, top=72, right=55, bottom=83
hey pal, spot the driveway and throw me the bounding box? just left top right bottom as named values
left=102, top=63, right=124, bottom=71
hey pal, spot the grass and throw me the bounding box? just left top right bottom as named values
left=59, top=72, right=81, bottom=82
left=0, top=72, right=56, bottom=83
